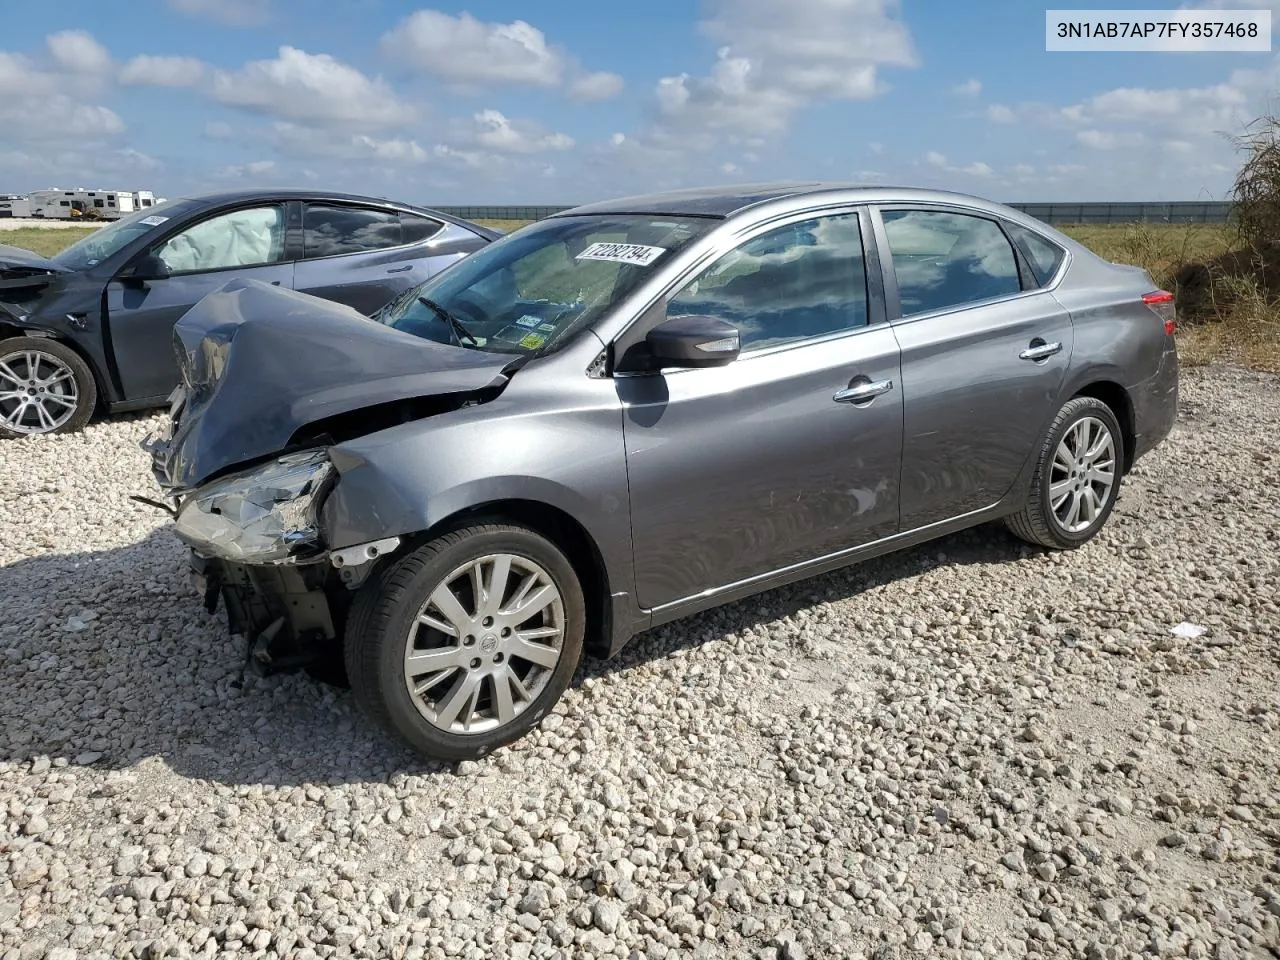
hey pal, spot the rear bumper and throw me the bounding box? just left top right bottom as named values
left=1130, top=343, right=1179, bottom=465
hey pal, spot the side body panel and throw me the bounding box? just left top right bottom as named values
left=319, top=335, right=640, bottom=634
left=104, top=263, right=296, bottom=402
left=890, top=292, right=1075, bottom=528
left=619, top=326, right=903, bottom=611
left=292, top=222, right=487, bottom=316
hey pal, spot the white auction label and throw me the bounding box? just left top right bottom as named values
left=1046, top=9, right=1271, bottom=51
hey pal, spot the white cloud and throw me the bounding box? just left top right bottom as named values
left=469, top=109, right=574, bottom=154
left=985, top=104, right=1017, bottom=124
left=921, top=151, right=995, bottom=178
left=269, top=123, right=431, bottom=165
left=167, top=0, right=270, bottom=26
left=211, top=46, right=416, bottom=128
left=203, top=121, right=236, bottom=141
left=952, top=78, right=982, bottom=97
left=382, top=11, right=562, bottom=87
left=381, top=10, right=622, bottom=102
left=45, top=30, right=112, bottom=75
left=120, top=55, right=205, bottom=87
left=0, top=42, right=124, bottom=145
left=651, top=0, right=916, bottom=142
left=113, top=147, right=162, bottom=171
left=214, top=159, right=278, bottom=180
left=568, top=71, right=625, bottom=102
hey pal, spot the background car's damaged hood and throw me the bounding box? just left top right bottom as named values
left=0, top=243, right=72, bottom=297
left=152, top=278, right=515, bottom=490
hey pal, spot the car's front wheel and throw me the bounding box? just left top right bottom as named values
left=1006, top=396, right=1125, bottom=549
left=344, top=524, right=585, bottom=761
left=0, top=337, right=97, bottom=439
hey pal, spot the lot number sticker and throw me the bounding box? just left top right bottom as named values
left=575, top=242, right=666, bottom=266
left=139, top=215, right=170, bottom=226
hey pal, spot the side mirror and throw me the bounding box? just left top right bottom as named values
left=639, top=314, right=741, bottom=370
left=126, top=254, right=171, bottom=283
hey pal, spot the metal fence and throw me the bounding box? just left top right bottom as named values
left=434, top=200, right=1233, bottom=225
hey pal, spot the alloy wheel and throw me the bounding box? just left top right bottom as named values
left=402, top=553, right=565, bottom=735
left=0, top=350, right=80, bottom=435
left=1049, top=415, right=1117, bottom=534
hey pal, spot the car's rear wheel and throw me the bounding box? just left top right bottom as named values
left=1006, top=396, right=1124, bottom=549
left=0, top=337, right=97, bottom=439
left=344, top=524, right=584, bottom=761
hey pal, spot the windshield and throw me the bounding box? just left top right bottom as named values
left=52, top=199, right=196, bottom=270
left=379, top=214, right=715, bottom=354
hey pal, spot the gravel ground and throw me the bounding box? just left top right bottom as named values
left=1, top=363, right=1278, bottom=960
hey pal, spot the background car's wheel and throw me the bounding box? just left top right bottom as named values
left=0, top=337, right=97, bottom=439
left=1005, top=396, right=1125, bottom=550
left=344, top=524, right=585, bottom=761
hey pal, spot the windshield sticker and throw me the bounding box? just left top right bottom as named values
left=537, top=323, right=557, bottom=333
left=575, top=242, right=666, bottom=267
left=514, top=315, right=543, bottom=329
left=518, top=332, right=547, bottom=349
left=139, top=215, right=169, bottom=227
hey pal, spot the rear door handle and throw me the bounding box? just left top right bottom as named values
left=1019, top=341, right=1062, bottom=361
left=834, top=379, right=894, bottom=404
left=387, top=264, right=413, bottom=274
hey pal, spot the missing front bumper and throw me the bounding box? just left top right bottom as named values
left=190, top=551, right=346, bottom=678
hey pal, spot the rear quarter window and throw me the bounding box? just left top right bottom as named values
left=1005, top=223, right=1066, bottom=286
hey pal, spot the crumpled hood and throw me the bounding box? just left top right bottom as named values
left=0, top=243, right=71, bottom=295
left=151, top=277, right=514, bottom=491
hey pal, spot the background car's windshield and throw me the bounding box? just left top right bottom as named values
left=52, top=199, right=195, bottom=270
left=380, top=214, right=714, bottom=353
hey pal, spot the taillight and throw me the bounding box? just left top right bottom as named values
left=1142, top=290, right=1177, bottom=335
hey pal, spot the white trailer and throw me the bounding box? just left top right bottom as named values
left=27, top=187, right=139, bottom=220
left=0, top=195, right=31, bottom=218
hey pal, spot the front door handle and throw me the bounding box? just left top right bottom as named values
left=1019, top=340, right=1062, bottom=361
left=834, top=379, right=894, bottom=404
left=387, top=264, right=413, bottom=274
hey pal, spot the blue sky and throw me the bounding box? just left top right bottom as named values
left=1, top=0, right=1275, bottom=204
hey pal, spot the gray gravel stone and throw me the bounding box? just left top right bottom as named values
left=0, top=370, right=1277, bottom=960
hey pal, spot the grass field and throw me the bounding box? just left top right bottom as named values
left=7, top=221, right=1276, bottom=369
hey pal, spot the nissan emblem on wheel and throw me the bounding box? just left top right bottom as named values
left=144, top=183, right=1179, bottom=761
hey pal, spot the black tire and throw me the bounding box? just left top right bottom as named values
left=344, top=524, right=585, bottom=761
left=1005, top=396, right=1125, bottom=550
left=0, top=336, right=97, bottom=439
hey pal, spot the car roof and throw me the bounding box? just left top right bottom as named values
left=172, top=189, right=500, bottom=237
left=554, top=181, right=1017, bottom=220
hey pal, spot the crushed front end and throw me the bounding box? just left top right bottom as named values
left=140, top=278, right=516, bottom=677
left=150, top=419, right=399, bottom=677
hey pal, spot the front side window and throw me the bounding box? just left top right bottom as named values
left=303, top=204, right=402, bottom=258
left=667, top=212, right=869, bottom=351
left=154, top=205, right=287, bottom=273
left=881, top=210, right=1021, bottom=317
left=379, top=214, right=714, bottom=354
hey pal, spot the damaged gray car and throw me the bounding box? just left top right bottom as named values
left=147, top=183, right=1179, bottom=761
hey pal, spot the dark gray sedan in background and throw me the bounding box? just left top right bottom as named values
left=0, top=189, right=498, bottom=437
left=148, top=182, right=1179, bottom=761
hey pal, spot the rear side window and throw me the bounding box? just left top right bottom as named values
left=881, top=210, right=1021, bottom=317
left=401, top=213, right=443, bottom=244
left=303, top=204, right=403, bottom=258
left=1004, top=222, right=1066, bottom=286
